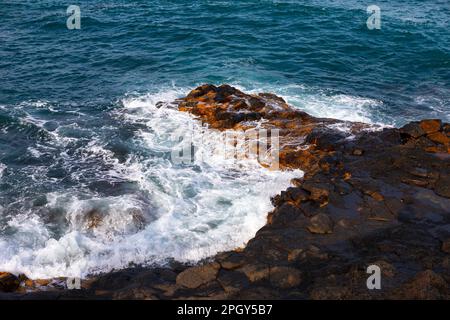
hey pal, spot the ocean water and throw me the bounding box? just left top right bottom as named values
left=0, top=0, right=449, bottom=278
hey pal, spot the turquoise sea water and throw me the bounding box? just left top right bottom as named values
left=0, top=0, right=449, bottom=278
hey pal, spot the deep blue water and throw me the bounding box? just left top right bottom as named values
left=1, top=0, right=449, bottom=122
left=0, top=0, right=449, bottom=277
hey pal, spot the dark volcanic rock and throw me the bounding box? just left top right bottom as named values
left=442, top=239, right=450, bottom=254
left=2, top=84, right=449, bottom=300
left=176, top=262, right=220, bottom=289
left=307, top=213, right=334, bottom=234
left=269, top=267, right=302, bottom=289
left=390, top=270, right=449, bottom=300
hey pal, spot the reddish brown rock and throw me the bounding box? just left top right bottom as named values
left=366, top=190, right=384, bottom=201
left=425, top=146, right=440, bottom=153
left=0, top=272, right=20, bottom=292
left=401, top=178, right=429, bottom=187
left=177, top=84, right=360, bottom=171
left=420, top=119, right=442, bottom=134
left=428, top=132, right=449, bottom=145
left=35, top=279, right=51, bottom=286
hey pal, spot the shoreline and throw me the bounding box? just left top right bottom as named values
left=1, top=84, right=449, bottom=299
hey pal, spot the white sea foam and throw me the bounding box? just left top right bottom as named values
left=241, top=83, right=387, bottom=125
left=0, top=87, right=302, bottom=279
left=0, top=163, right=6, bottom=179
left=415, top=95, right=450, bottom=123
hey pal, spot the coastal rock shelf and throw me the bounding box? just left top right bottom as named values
left=1, top=84, right=449, bottom=299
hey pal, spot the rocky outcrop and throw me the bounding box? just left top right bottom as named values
left=0, top=273, right=20, bottom=293
left=1, top=84, right=449, bottom=300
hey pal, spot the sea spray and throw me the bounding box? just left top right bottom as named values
left=0, top=88, right=302, bottom=279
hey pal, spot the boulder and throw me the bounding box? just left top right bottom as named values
left=239, top=264, right=270, bottom=282
left=176, top=263, right=220, bottom=289
left=400, top=122, right=425, bottom=138
left=420, top=119, right=442, bottom=134
left=0, top=272, right=20, bottom=292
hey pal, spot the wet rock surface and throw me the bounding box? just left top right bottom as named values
left=0, top=273, right=20, bottom=293
left=1, top=84, right=449, bottom=300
